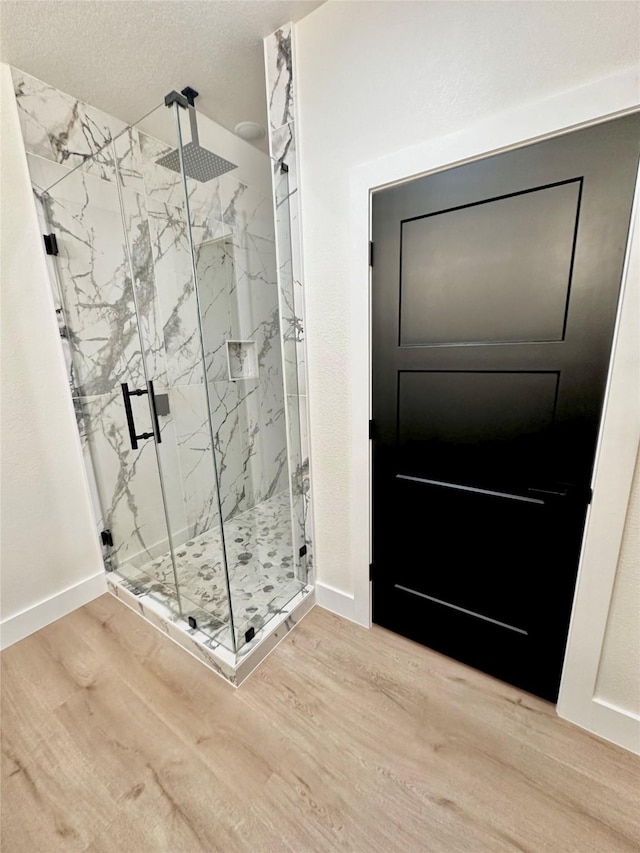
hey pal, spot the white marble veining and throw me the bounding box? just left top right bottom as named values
left=44, top=167, right=152, bottom=396
left=12, top=67, right=125, bottom=170
left=78, top=389, right=186, bottom=568
left=265, top=23, right=295, bottom=131
left=265, top=26, right=315, bottom=576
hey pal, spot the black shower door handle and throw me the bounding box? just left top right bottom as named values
left=121, top=382, right=163, bottom=450
left=147, top=380, right=162, bottom=446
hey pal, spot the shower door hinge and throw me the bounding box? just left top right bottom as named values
left=100, top=529, right=113, bottom=547
left=369, top=419, right=376, bottom=440
left=299, top=544, right=307, bottom=558
left=369, top=241, right=374, bottom=267
left=43, top=233, right=59, bottom=255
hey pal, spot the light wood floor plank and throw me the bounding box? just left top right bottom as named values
left=2, top=594, right=638, bottom=852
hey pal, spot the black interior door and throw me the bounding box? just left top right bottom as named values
left=371, top=113, right=640, bottom=701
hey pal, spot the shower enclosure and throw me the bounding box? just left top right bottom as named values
left=41, top=90, right=310, bottom=666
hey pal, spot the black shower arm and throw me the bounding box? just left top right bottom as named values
left=188, top=107, right=200, bottom=147
left=179, top=86, right=201, bottom=147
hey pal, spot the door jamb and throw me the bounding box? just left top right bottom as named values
left=347, top=70, right=640, bottom=748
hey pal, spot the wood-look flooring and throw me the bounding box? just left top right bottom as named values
left=1, top=595, right=639, bottom=852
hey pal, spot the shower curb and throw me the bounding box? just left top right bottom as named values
left=106, top=573, right=315, bottom=686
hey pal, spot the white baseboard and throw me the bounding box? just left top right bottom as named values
left=558, top=694, right=640, bottom=755
left=0, top=571, right=107, bottom=650
left=315, top=580, right=362, bottom=624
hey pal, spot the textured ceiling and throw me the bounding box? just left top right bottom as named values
left=0, top=0, right=324, bottom=150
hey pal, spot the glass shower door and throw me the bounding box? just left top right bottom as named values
left=43, top=93, right=309, bottom=661
left=173, top=101, right=309, bottom=651
left=42, top=140, right=182, bottom=594
left=43, top=118, right=237, bottom=652
left=120, top=105, right=238, bottom=651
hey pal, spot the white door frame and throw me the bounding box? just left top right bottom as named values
left=347, top=69, right=640, bottom=751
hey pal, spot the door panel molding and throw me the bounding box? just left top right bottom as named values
left=346, top=69, right=639, bottom=746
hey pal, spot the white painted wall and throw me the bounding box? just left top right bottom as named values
left=295, top=0, right=640, bottom=729
left=0, top=63, right=105, bottom=648
left=295, top=0, right=639, bottom=598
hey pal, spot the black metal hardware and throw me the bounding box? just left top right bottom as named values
left=164, top=90, right=189, bottom=109
left=280, top=161, right=289, bottom=174
left=43, top=233, right=59, bottom=255
left=245, top=626, right=256, bottom=643
left=101, top=529, right=113, bottom=547
left=154, top=392, right=171, bottom=417
left=369, top=419, right=376, bottom=440
left=181, top=86, right=199, bottom=107
left=188, top=616, right=197, bottom=630
left=299, top=544, right=307, bottom=558
left=369, top=240, right=374, bottom=267
left=121, top=382, right=157, bottom=450
left=148, top=380, right=162, bottom=445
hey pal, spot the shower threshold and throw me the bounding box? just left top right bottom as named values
left=105, top=492, right=315, bottom=686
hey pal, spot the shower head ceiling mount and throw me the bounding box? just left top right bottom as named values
left=157, top=86, right=238, bottom=183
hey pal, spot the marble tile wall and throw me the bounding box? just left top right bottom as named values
left=265, top=24, right=315, bottom=579
left=12, top=67, right=290, bottom=576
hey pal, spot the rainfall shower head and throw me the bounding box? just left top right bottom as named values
left=156, top=87, right=237, bottom=183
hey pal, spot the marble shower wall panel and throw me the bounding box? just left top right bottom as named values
left=12, top=68, right=126, bottom=171
left=285, top=393, right=306, bottom=579
left=146, top=197, right=204, bottom=388
left=138, top=132, right=186, bottom=207
left=242, top=283, right=288, bottom=504
left=195, top=237, right=233, bottom=383
left=298, top=389, right=313, bottom=572
left=220, top=178, right=278, bottom=291
left=207, top=379, right=253, bottom=520
left=113, top=126, right=145, bottom=194
left=271, top=123, right=306, bottom=396
left=25, top=155, right=75, bottom=389
left=169, top=384, right=220, bottom=538
left=78, top=391, right=186, bottom=568
left=44, top=166, right=151, bottom=398
left=220, top=175, right=288, bottom=506
left=266, top=22, right=295, bottom=132
left=116, top=182, right=168, bottom=388
left=265, top=24, right=315, bottom=576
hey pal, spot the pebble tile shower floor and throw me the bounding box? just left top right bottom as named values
left=116, top=491, right=305, bottom=651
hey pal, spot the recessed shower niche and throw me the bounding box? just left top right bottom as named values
left=20, top=75, right=313, bottom=686
left=227, top=341, right=259, bottom=381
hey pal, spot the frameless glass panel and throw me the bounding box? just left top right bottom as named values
left=42, top=137, right=183, bottom=608
left=175, top=103, right=307, bottom=651
left=274, top=158, right=308, bottom=589
left=126, top=103, right=236, bottom=650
